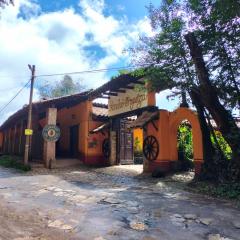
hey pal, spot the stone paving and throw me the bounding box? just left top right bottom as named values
left=0, top=165, right=239, bottom=240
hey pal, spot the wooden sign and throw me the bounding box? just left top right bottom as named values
left=108, top=87, right=148, bottom=117
left=42, top=124, right=60, bottom=142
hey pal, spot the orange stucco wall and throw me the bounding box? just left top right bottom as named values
left=38, top=100, right=108, bottom=165
left=56, top=101, right=90, bottom=156
left=87, top=120, right=109, bottom=165
left=133, top=128, right=143, bottom=151
left=145, top=107, right=203, bottom=174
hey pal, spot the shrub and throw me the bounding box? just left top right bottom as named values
left=0, top=155, right=31, bottom=172
left=177, top=122, right=194, bottom=171
left=189, top=181, right=240, bottom=200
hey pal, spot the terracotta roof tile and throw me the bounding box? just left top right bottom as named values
left=129, top=110, right=159, bottom=128
left=92, top=103, right=108, bottom=117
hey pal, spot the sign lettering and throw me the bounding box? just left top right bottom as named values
left=108, top=87, right=148, bottom=116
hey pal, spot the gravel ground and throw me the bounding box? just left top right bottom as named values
left=0, top=164, right=239, bottom=240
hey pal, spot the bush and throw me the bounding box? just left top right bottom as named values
left=211, top=130, right=232, bottom=160
left=177, top=123, right=194, bottom=171
left=188, top=181, right=240, bottom=200
left=0, top=155, right=31, bottom=172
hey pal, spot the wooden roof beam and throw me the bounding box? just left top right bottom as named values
left=123, top=86, right=135, bottom=90
left=135, top=80, right=145, bottom=85
left=99, top=95, right=110, bottom=99
left=104, top=92, right=118, bottom=96
left=113, top=89, right=126, bottom=93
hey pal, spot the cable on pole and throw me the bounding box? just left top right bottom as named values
left=0, top=80, right=31, bottom=114
left=35, top=63, right=154, bottom=78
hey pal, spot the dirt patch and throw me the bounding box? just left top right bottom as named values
left=0, top=200, right=78, bottom=240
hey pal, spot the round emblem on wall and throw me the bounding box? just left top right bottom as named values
left=42, top=124, right=61, bottom=142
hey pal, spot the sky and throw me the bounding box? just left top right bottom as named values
left=0, top=0, right=179, bottom=124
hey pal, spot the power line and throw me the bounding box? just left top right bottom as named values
left=0, top=64, right=153, bottom=115
left=0, top=64, right=154, bottom=80
left=0, top=80, right=31, bottom=114
left=34, top=63, right=156, bottom=78
left=35, top=64, right=154, bottom=78
left=0, top=56, right=215, bottom=79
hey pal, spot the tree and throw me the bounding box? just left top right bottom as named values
left=130, top=0, right=240, bottom=181
left=38, top=75, right=85, bottom=99
left=185, top=32, right=240, bottom=179
left=185, top=0, right=240, bottom=111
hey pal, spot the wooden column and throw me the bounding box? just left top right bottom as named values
left=109, top=131, right=117, bottom=166
left=3, top=131, right=7, bottom=153
left=43, top=108, right=57, bottom=168
left=8, top=129, right=11, bottom=154
left=19, top=120, right=24, bottom=155
left=12, top=125, right=17, bottom=154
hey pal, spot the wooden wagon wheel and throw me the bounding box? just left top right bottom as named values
left=102, top=138, right=110, bottom=158
left=143, top=135, right=159, bottom=161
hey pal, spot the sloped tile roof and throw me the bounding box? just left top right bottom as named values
left=129, top=110, right=159, bottom=129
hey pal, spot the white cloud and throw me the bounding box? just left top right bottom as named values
left=0, top=0, right=154, bottom=124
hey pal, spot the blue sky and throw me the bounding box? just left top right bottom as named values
left=0, top=0, right=179, bottom=123
left=33, top=0, right=160, bottom=77
left=38, top=0, right=159, bottom=21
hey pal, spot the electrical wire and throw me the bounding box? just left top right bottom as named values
left=0, top=63, right=155, bottom=80
left=35, top=63, right=154, bottom=78
left=0, top=63, right=155, bottom=114
left=0, top=80, right=31, bottom=114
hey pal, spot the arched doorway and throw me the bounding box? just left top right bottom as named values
left=177, top=120, right=194, bottom=171
left=169, top=108, right=203, bottom=174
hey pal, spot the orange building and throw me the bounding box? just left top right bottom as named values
left=0, top=74, right=204, bottom=174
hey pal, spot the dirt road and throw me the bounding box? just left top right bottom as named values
left=0, top=165, right=239, bottom=240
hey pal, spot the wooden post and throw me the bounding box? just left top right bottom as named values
left=24, top=65, right=35, bottom=165
left=8, top=129, right=11, bottom=153
left=43, top=108, right=57, bottom=168
left=109, top=131, right=117, bottom=166
left=19, top=120, right=23, bottom=155
left=12, top=125, right=17, bottom=154
left=3, top=131, right=7, bottom=153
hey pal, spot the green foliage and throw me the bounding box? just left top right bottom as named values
left=118, top=69, right=131, bottom=75
left=211, top=131, right=232, bottom=160
left=134, top=137, right=142, bottom=153
left=132, top=0, right=240, bottom=110
left=0, top=155, right=31, bottom=172
left=38, top=75, right=84, bottom=98
left=189, top=181, right=240, bottom=200
left=177, top=123, right=194, bottom=171
left=189, top=0, right=240, bottom=109
left=131, top=0, right=240, bottom=181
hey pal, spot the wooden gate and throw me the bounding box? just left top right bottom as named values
left=119, top=119, right=134, bottom=165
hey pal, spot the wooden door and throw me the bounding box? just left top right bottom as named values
left=119, top=119, right=134, bottom=165
left=70, top=125, right=79, bottom=158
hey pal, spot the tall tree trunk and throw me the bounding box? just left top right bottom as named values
left=190, top=88, right=217, bottom=180
left=185, top=33, right=240, bottom=173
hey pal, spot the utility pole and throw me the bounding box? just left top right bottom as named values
left=24, top=65, right=35, bottom=165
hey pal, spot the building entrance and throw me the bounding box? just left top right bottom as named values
left=112, top=118, right=143, bottom=166
left=119, top=119, right=134, bottom=165
left=70, top=124, right=79, bottom=158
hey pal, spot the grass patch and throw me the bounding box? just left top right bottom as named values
left=187, top=181, right=240, bottom=200
left=0, top=155, right=31, bottom=172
